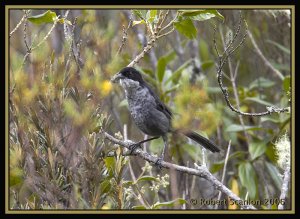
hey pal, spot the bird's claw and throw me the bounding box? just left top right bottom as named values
left=154, top=157, right=164, bottom=170
left=129, top=143, right=141, bottom=155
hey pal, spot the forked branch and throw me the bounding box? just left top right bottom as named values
left=213, top=13, right=290, bottom=117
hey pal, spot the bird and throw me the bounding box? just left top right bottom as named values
left=111, top=67, right=220, bottom=165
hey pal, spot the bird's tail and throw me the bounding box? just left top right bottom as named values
left=181, top=130, right=220, bottom=153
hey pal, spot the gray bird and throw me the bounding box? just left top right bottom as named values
left=111, top=67, right=220, bottom=165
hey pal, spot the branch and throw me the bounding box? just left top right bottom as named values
left=213, top=16, right=290, bottom=117
left=116, top=16, right=132, bottom=56
left=278, top=166, right=290, bottom=210
left=9, top=10, right=30, bottom=38
left=103, top=132, right=256, bottom=210
left=248, top=30, right=284, bottom=80
left=216, top=140, right=231, bottom=209
left=127, top=10, right=176, bottom=68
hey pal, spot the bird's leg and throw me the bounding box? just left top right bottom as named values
left=154, top=135, right=168, bottom=169
left=129, top=136, right=160, bottom=155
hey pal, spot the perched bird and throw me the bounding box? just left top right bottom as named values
left=111, top=67, right=220, bottom=164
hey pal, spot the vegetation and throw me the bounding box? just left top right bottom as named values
left=8, top=9, right=291, bottom=210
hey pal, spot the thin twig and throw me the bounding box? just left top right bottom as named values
left=248, top=30, right=284, bottom=80
left=216, top=140, right=231, bottom=209
left=104, top=132, right=256, bottom=210
left=214, top=15, right=289, bottom=117
left=10, top=10, right=30, bottom=38
left=116, top=17, right=132, bottom=56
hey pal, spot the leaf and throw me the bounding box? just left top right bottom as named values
left=179, top=10, right=224, bottom=21
left=135, top=176, right=158, bottom=184
left=132, top=20, right=145, bottom=26
left=249, top=140, right=267, bottom=160
left=132, top=10, right=147, bottom=20
left=265, top=161, right=282, bottom=190
left=28, top=10, right=58, bottom=25
left=283, top=76, right=291, bottom=92
left=166, top=59, right=193, bottom=84
left=226, top=124, right=262, bottom=132
left=10, top=167, right=23, bottom=186
left=152, top=198, right=186, bottom=209
left=266, top=40, right=290, bottom=55
left=174, top=18, right=197, bottom=39
left=104, top=157, right=115, bottom=171
left=228, top=178, right=239, bottom=209
left=210, top=151, right=246, bottom=173
left=118, top=99, right=128, bottom=108
left=132, top=205, right=147, bottom=209
left=260, top=117, right=280, bottom=124
left=201, top=60, right=214, bottom=71
left=100, top=180, right=111, bottom=194
left=156, top=57, right=167, bottom=82
left=238, top=162, right=257, bottom=199
left=244, top=97, right=273, bottom=106
left=249, top=77, right=275, bottom=90
left=146, top=10, right=157, bottom=23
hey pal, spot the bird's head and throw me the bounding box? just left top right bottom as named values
left=111, top=67, right=144, bottom=90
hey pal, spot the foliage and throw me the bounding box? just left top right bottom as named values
left=9, top=9, right=291, bottom=210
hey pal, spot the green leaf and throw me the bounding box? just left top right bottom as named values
left=10, top=167, right=23, bottom=186
left=266, top=40, right=290, bottom=55
left=28, top=10, right=58, bottom=25
left=156, top=57, right=167, bottom=82
left=104, top=157, right=115, bottom=171
left=135, top=176, right=158, bottom=184
left=238, top=162, right=257, bottom=199
left=283, top=76, right=291, bottom=92
left=152, top=198, right=186, bottom=209
left=226, top=124, right=262, bottom=132
left=146, top=10, right=157, bottom=23
left=132, top=205, right=147, bottom=209
left=179, top=9, right=224, bottom=21
left=174, top=18, right=197, bottom=39
left=166, top=59, right=193, bottom=84
left=132, top=10, right=147, bottom=20
left=132, top=20, right=146, bottom=26
left=118, top=99, right=128, bottom=108
left=260, top=117, right=280, bottom=124
left=244, top=97, right=273, bottom=106
left=100, top=180, right=111, bottom=194
left=201, top=60, right=214, bottom=71
left=249, top=140, right=267, bottom=160
left=210, top=151, right=246, bottom=173
left=265, top=161, right=282, bottom=190
left=249, top=77, right=275, bottom=90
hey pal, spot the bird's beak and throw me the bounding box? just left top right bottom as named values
left=111, top=73, right=124, bottom=83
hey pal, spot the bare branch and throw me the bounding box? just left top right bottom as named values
left=248, top=30, right=284, bottom=80
left=278, top=166, right=290, bottom=210
left=10, top=10, right=31, bottom=38
left=214, top=15, right=290, bottom=117
left=116, top=16, right=132, bottom=56
left=216, top=140, right=231, bottom=209
left=104, top=132, right=256, bottom=210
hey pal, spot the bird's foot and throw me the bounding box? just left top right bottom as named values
left=128, top=143, right=142, bottom=155
left=154, top=157, right=164, bottom=170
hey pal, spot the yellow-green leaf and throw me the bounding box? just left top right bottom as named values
left=28, top=10, right=58, bottom=25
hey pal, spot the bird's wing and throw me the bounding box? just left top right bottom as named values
left=144, top=83, right=172, bottom=120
